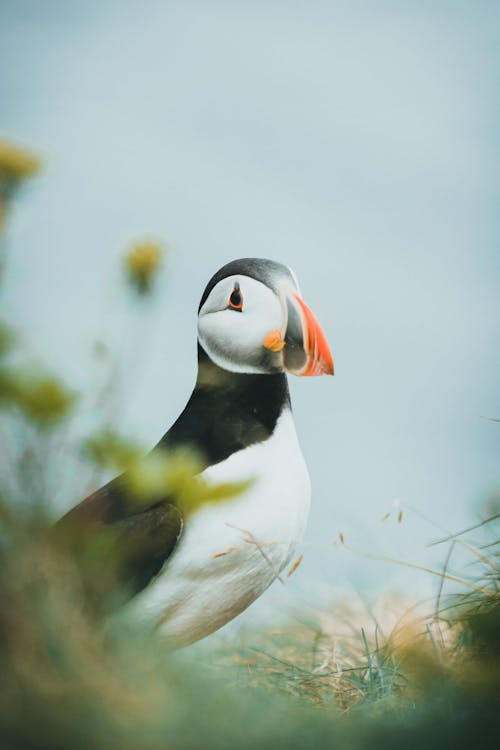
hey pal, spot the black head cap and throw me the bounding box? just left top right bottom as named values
left=198, top=258, right=296, bottom=312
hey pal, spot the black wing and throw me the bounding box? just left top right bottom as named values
left=55, top=471, right=183, bottom=611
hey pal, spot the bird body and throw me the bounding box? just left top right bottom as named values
left=130, top=407, right=310, bottom=646
left=59, top=258, right=333, bottom=647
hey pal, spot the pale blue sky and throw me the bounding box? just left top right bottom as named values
left=1, top=0, right=499, bottom=617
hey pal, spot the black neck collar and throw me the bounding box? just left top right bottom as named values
left=157, top=344, right=290, bottom=468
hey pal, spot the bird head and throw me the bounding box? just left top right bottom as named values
left=197, top=258, right=334, bottom=377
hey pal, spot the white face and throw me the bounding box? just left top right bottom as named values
left=198, top=274, right=289, bottom=374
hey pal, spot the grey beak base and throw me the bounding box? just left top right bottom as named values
left=283, top=296, right=307, bottom=374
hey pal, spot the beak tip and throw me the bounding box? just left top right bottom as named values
left=321, top=352, right=334, bottom=376
left=322, top=360, right=335, bottom=377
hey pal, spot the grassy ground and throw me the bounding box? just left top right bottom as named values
left=0, top=489, right=499, bottom=749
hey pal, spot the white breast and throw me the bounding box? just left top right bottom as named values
left=128, top=408, right=310, bottom=647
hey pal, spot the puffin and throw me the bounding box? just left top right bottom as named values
left=59, top=258, right=334, bottom=647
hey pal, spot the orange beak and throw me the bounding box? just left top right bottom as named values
left=266, top=290, right=333, bottom=377
left=290, top=294, right=334, bottom=376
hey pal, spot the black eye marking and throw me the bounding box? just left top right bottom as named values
left=228, top=281, right=243, bottom=311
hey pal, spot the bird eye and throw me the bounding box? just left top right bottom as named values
left=228, top=283, right=243, bottom=311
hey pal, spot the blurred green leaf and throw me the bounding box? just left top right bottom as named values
left=83, top=428, right=142, bottom=471
left=5, top=373, right=76, bottom=428
left=125, top=449, right=252, bottom=514
left=19, top=376, right=75, bottom=427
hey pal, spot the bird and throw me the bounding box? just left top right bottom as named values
left=58, top=258, right=334, bottom=647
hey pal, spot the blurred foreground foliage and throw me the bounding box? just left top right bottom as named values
left=0, top=320, right=76, bottom=429
left=81, top=427, right=251, bottom=514
left=1, top=494, right=499, bottom=749
left=1, top=139, right=500, bottom=748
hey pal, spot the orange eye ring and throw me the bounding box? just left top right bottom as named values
left=228, top=283, right=243, bottom=311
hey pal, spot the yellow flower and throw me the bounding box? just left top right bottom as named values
left=124, top=240, right=164, bottom=294
left=0, top=140, right=40, bottom=194
left=0, top=139, right=41, bottom=230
